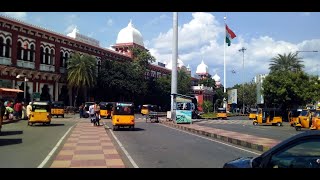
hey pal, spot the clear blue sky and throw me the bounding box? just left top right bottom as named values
left=1, top=12, right=319, bottom=88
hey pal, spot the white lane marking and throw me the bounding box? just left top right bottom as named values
left=37, top=125, right=75, bottom=168
left=159, top=123, right=261, bottom=156
left=105, top=125, right=139, bottom=168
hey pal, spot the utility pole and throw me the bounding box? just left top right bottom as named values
left=171, top=12, right=178, bottom=122
left=239, top=47, right=246, bottom=114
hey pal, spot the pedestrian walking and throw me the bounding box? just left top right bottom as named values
left=26, top=102, right=33, bottom=120
left=89, top=104, right=95, bottom=125
left=94, top=102, right=101, bottom=126
left=0, top=99, right=5, bottom=133
left=79, top=103, right=84, bottom=118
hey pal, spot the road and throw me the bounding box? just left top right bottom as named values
left=194, top=116, right=302, bottom=141
left=0, top=115, right=79, bottom=168
left=104, top=114, right=259, bottom=168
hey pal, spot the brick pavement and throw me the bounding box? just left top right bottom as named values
left=50, top=120, right=125, bottom=168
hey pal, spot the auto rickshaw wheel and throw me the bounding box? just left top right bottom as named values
left=253, top=122, right=258, bottom=126
left=276, top=122, right=282, bottom=127
left=295, top=126, right=301, bottom=131
left=112, top=125, right=117, bottom=131
left=62, top=115, right=64, bottom=118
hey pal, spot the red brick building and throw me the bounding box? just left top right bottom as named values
left=0, top=16, right=174, bottom=105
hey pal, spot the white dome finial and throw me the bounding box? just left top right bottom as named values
left=116, top=19, right=144, bottom=47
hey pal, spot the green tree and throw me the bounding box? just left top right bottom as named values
left=202, top=100, right=213, bottom=113
left=198, top=75, right=216, bottom=88
left=67, top=52, right=97, bottom=106
left=231, top=82, right=257, bottom=108
left=262, top=71, right=311, bottom=111
left=269, top=52, right=304, bottom=73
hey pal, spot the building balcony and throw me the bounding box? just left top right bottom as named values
left=17, top=60, right=35, bottom=69
left=40, top=64, right=55, bottom=72
left=60, top=67, right=66, bottom=74
left=0, top=57, right=12, bottom=66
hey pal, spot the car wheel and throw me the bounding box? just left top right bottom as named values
left=295, top=126, right=301, bottom=131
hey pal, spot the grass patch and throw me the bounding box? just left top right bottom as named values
left=200, top=113, right=217, bottom=118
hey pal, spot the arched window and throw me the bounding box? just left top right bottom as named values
left=30, top=44, right=35, bottom=62
left=50, top=49, right=55, bottom=65
left=5, top=39, right=11, bottom=58
left=23, top=42, right=28, bottom=61
left=64, top=53, right=68, bottom=68
left=97, top=60, right=101, bottom=73
left=40, top=47, right=44, bottom=63
left=45, top=48, right=49, bottom=64
left=60, top=52, right=64, bottom=67
left=0, top=37, right=4, bottom=57
left=17, top=41, right=22, bottom=60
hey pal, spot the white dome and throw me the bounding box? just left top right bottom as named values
left=116, top=20, right=144, bottom=47
left=165, top=58, right=184, bottom=70
left=196, top=60, right=208, bottom=74
left=212, top=73, right=221, bottom=82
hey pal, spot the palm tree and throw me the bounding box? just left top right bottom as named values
left=67, top=52, right=97, bottom=106
left=269, top=52, right=304, bottom=73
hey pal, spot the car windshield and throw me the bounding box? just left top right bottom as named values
left=300, top=110, right=308, bottom=116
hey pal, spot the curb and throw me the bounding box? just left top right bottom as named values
left=2, top=119, right=21, bottom=125
left=160, top=120, right=272, bottom=152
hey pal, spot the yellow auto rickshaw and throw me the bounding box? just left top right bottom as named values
left=217, top=108, right=227, bottom=119
left=310, top=110, right=320, bottom=130
left=253, top=108, right=282, bottom=126
left=248, top=108, right=258, bottom=120
left=28, top=101, right=51, bottom=126
left=112, top=102, right=135, bottom=131
left=51, top=101, right=65, bottom=118
left=295, top=109, right=316, bottom=131
left=99, top=102, right=114, bottom=119
left=288, top=109, right=302, bottom=127
left=141, top=104, right=158, bottom=116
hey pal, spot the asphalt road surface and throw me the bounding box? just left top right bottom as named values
left=104, top=114, right=259, bottom=168
left=194, top=116, right=302, bottom=141
left=0, top=115, right=79, bottom=168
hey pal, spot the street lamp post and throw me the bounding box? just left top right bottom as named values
left=239, top=47, right=246, bottom=114
left=16, top=74, right=28, bottom=104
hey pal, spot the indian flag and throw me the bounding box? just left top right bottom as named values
left=226, top=24, right=236, bottom=46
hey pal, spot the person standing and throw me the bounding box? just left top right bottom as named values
left=79, top=103, right=84, bottom=118
left=94, top=102, right=101, bottom=126
left=26, top=102, right=33, bottom=120
left=89, top=104, right=95, bottom=125
left=0, top=99, right=5, bottom=133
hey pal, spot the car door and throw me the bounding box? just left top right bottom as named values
left=262, top=138, right=320, bottom=168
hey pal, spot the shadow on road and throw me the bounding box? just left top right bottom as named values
left=0, top=130, right=23, bottom=136
left=32, top=123, right=65, bottom=127
left=115, top=127, right=145, bottom=131
left=0, top=139, right=22, bottom=146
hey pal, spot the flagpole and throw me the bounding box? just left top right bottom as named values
left=223, top=16, right=226, bottom=108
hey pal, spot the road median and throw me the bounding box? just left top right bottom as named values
left=160, top=120, right=280, bottom=152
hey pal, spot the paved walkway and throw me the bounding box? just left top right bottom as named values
left=160, top=118, right=281, bottom=152
left=50, top=120, right=125, bottom=168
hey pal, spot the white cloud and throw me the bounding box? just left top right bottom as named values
left=65, top=14, right=78, bottom=24
left=65, top=24, right=76, bottom=33
left=3, top=12, right=27, bottom=20
left=88, top=32, right=94, bottom=37
left=148, top=12, right=320, bottom=87
left=301, top=12, right=311, bottom=16
left=107, top=18, right=113, bottom=26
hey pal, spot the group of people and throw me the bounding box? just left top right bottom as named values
left=0, top=99, right=32, bottom=132
left=79, top=102, right=101, bottom=126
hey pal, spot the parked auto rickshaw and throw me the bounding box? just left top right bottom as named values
left=288, top=109, right=302, bottom=127
left=141, top=104, right=158, bottom=116
left=99, top=102, right=114, bottom=119
left=112, top=102, right=135, bottom=131
left=253, top=108, right=282, bottom=126
left=295, top=109, right=316, bottom=131
left=217, top=108, right=227, bottom=119
left=28, top=101, right=51, bottom=126
left=310, top=110, right=320, bottom=130
left=248, top=108, right=258, bottom=120
left=51, top=101, right=64, bottom=118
